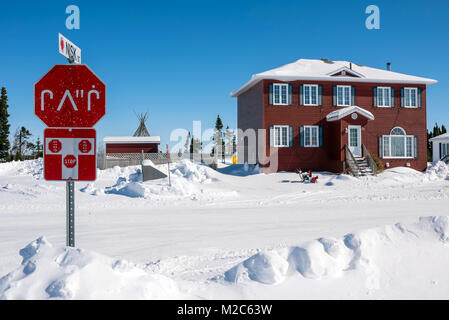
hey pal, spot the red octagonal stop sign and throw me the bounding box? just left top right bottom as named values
left=48, top=139, right=62, bottom=153
left=35, top=65, right=106, bottom=127
left=64, top=155, right=77, bottom=168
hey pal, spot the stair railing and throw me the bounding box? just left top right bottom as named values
left=344, top=144, right=361, bottom=177
left=362, top=144, right=378, bottom=176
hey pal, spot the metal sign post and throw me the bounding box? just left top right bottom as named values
left=66, top=180, right=75, bottom=247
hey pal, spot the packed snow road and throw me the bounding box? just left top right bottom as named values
left=0, top=159, right=448, bottom=299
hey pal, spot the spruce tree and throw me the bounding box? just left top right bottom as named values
left=184, top=131, right=191, bottom=153
left=0, top=87, right=11, bottom=161
left=212, top=115, right=224, bottom=160
left=11, top=127, right=33, bottom=161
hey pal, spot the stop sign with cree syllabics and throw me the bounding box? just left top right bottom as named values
left=35, top=65, right=105, bottom=128
left=44, top=128, right=96, bottom=181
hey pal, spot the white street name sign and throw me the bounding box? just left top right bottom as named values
left=58, top=33, right=81, bottom=64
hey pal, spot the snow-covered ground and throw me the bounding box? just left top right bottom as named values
left=0, top=159, right=449, bottom=299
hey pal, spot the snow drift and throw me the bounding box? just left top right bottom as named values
left=224, top=216, right=449, bottom=286
left=0, top=237, right=186, bottom=300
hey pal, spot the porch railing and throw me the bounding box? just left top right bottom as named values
left=344, top=144, right=361, bottom=177
left=362, top=144, right=378, bottom=176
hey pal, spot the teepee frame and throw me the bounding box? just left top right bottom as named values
left=133, top=111, right=151, bottom=137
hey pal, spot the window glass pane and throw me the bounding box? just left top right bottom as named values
left=274, top=85, right=280, bottom=104
left=411, top=89, right=416, bottom=107
left=405, top=89, right=411, bottom=106
left=311, top=86, right=317, bottom=105
left=275, top=127, right=280, bottom=146
left=305, top=127, right=311, bottom=146
left=391, top=127, right=406, bottom=135
left=304, top=86, right=310, bottom=105
left=406, top=137, right=413, bottom=157
left=384, top=88, right=390, bottom=106
left=383, top=136, right=390, bottom=157
left=378, top=88, right=383, bottom=106
left=281, top=85, right=287, bottom=104
left=282, top=127, right=287, bottom=146
left=344, top=87, right=350, bottom=105
left=338, top=87, right=343, bottom=105
left=391, top=136, right=405, bottom=157
left=350, top=128, right=358, bottom=147
left=311, top=127, right=318, bottom=146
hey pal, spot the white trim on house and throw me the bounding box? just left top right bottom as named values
left=303, top=84, right=319, bottom=106
left=336, top=85, right=352, bottom=106
left=377, top=86, right=392, bottom=107
left=382, top=127, right=414, bottom=159
left=348, top=125, right=362, bottom=157
left=326, top=106, right=375, bottom=122
left=303, top=125, right=319, bottom=147
left=326, top=66, right=365, bottom=78
left=273, top=83, right=289, bottom=105
left=103, top=136, right=161, bottom=144
left=403, top=87, right=418, bottom=108
left=273, top=125, right=290, bottom=147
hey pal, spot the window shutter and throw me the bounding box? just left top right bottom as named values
left=288, top=84, right=293, bottom=105
left=289, top=126, right=294, bottom=147
left=332, top=86, right=337, bottom=106
left=269, top=126, right=274, bottom=147
left=418, top=88, right=423, bottom=108
left=299, top=85, right=304, bottom=106
left=378, top=136, right=383, bottom=158
left=269, top=84, right=273, bottom=105
left=373, top=87, right=378, bottom=107
left=319, top=126, right=324, bottom=147
left=351, top=86, right=356, bottom=106
left=414, top=136, right=418, bottom=158
left=299, top=126, right=304, bottom=147
left=400, top=88, right=405, bottom=107
left=318, top=85, right=323, bottom=106
left=391, top=87, right=395, bottom=107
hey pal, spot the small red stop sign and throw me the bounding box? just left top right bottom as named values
left=48, top=139, right=62, bottom=153
left=79, top=140, right=92, bottom=153
left=64, top=155, right=77, bottom=168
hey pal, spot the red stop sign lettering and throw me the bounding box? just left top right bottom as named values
left=48, top=139, right=62, bottom=153
left=64, top=155, right=77, bottom=168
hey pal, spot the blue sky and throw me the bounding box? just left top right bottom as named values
left=1, top=0, right=448, bottom=150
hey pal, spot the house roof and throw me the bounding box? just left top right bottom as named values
left=326, top=106, right=375, bottom=122
left=103, top=136, right=161, bottom=144
left=429, top=133, right=449, bottom=142
left=230, top=59, right=438, bottom=97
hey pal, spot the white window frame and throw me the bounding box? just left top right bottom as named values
left=404, top=87, right=418, bottom=108
left=273, top=83, right=289, bottom=106
left=303, top=84, right=319, bottom=106
left=377, top=86, right=392, bottom=107
left=304, top=125, right=319, bottom=148
left=337, top=85, right=351, bottom=106
left=382, top=127, right=414, bottom=159
left=273, top=125, right=290, bottom=147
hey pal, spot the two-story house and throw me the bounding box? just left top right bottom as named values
left=231, top=58, right=437, bottom=174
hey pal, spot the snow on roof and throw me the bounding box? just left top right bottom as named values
left=429, top=133, right=449, bottom=142
left=326, top=106, right=375, bottom=122
left=103, top=136, right=161, bottom=144
left=231, top=59, right=438, bottom=97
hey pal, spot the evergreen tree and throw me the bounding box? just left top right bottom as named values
left=224, top=126, right=234, bottom=156
left=212, top=115, right=224, bottom=161
left=442, top=124, right=447, bottom=134
left=11, top=127, right=33, bottom=161
left=0, top=87, right=11, bottom=161
left=184, top=131, right=191, bottom=153
left=34, top=137, right=43, bottom=158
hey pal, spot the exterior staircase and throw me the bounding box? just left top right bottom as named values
left=345, top=144, right=378, bottom=177
left=354, top=157, right=374, bottom=176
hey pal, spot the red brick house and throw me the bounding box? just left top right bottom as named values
left=231, top=59, right=437, bottom=174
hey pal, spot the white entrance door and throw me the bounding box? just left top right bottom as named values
left=348, top=125, right=362, bottom=157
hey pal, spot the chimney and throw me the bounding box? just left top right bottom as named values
left=386, top=62, right=391, bottom=71
left=350, top=63, right=352, bottom=70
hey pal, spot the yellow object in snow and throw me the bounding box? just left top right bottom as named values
left=232, top=155, right=237, bottom=164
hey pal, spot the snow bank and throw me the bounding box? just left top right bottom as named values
left=217, top=163, right=261, bottom=177
left=103, top=160, right=227, bottom=200
left=0, top=237, right=186, bottom=300
left=425, top=161, right=449, bottom=181
left=224, top=216, right=449, bottom=285
left=0, top=159, right=43, bottom=179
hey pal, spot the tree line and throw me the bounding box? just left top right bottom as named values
left=182, top=115, right=236, bottom=161
left=0, top=87, right=43, bottom=162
